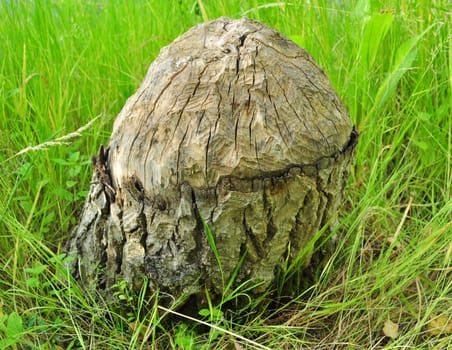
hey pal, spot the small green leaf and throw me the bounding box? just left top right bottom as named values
left=6, top=312, right=23, bottom=337
left=54, top=188, right=74, bottom=201
left=210, top=307, right=223, bottom=319
left=26, top=312, right=38, bottom=328
left=66, top=180, right=78, bottom=188
left=68, top=165, right=82, bottom=177
left=52, top=158, right=69, bottom=166
left=61, top=254, right=76, bottom=265
left=68, top=151, right=80, bottom=163
left=49, top=253, right=68, bottom=264
left=25, top=264, right=48, bottom=275
left=25, top=277, right=40, bottom=289
left=76, top=190, right=89, bottom=200
left=198, top=308, right=210, bottom=317
left=42, top=211, right=55, bottom=225
left=0, top=339, right=17, bottom=348
left=413, top=140, right=429, bottom=151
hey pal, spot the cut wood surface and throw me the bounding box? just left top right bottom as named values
left=66, top=17, right=357, bottom=300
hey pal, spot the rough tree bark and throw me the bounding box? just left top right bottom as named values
left=65, top=17, right=358, bottom=300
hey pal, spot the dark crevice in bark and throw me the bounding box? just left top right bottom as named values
left=254, top=39, right=302, bottom=59
left=213, top=88, right=223, bottom=133
left=196, top=110, right=206, bottom=134
left=186, top=186, right=208, bottom=288
left=235, top=34, right=246, bottom=74
left=254, top=136, right=260, bottom=169
left=92, top=146, right=116, bottom=203
left=343, top=127, right=359, bottom=152
left=210, top=148, right=350, bottom=188
left=115, top=248, right=123, bottom=274
left=234, top=111, right=240, bottom=151
left=135, top=184, right=149, bottom=258
left=265, top=217, right=277, bottom=244
left=248, top=108, right=255, bottom=145
left=205, top=128, right=212, bottom=185
left=176, top=124, right=190, bottom=184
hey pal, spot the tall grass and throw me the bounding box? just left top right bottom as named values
left=1, top=0, right=450, bottom=348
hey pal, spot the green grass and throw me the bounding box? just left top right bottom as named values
left=1, top=0, right=450, bottom=348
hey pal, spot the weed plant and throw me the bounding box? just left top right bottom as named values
left=0, top=0, right=450, bottom=349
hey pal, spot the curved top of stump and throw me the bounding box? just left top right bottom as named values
left=109, top=17, right=352, bottom=191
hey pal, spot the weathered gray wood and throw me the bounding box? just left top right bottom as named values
left=66, top=17, right=357, bottom=300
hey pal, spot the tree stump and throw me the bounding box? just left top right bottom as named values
left=65, top=17, right=357, bottom=301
